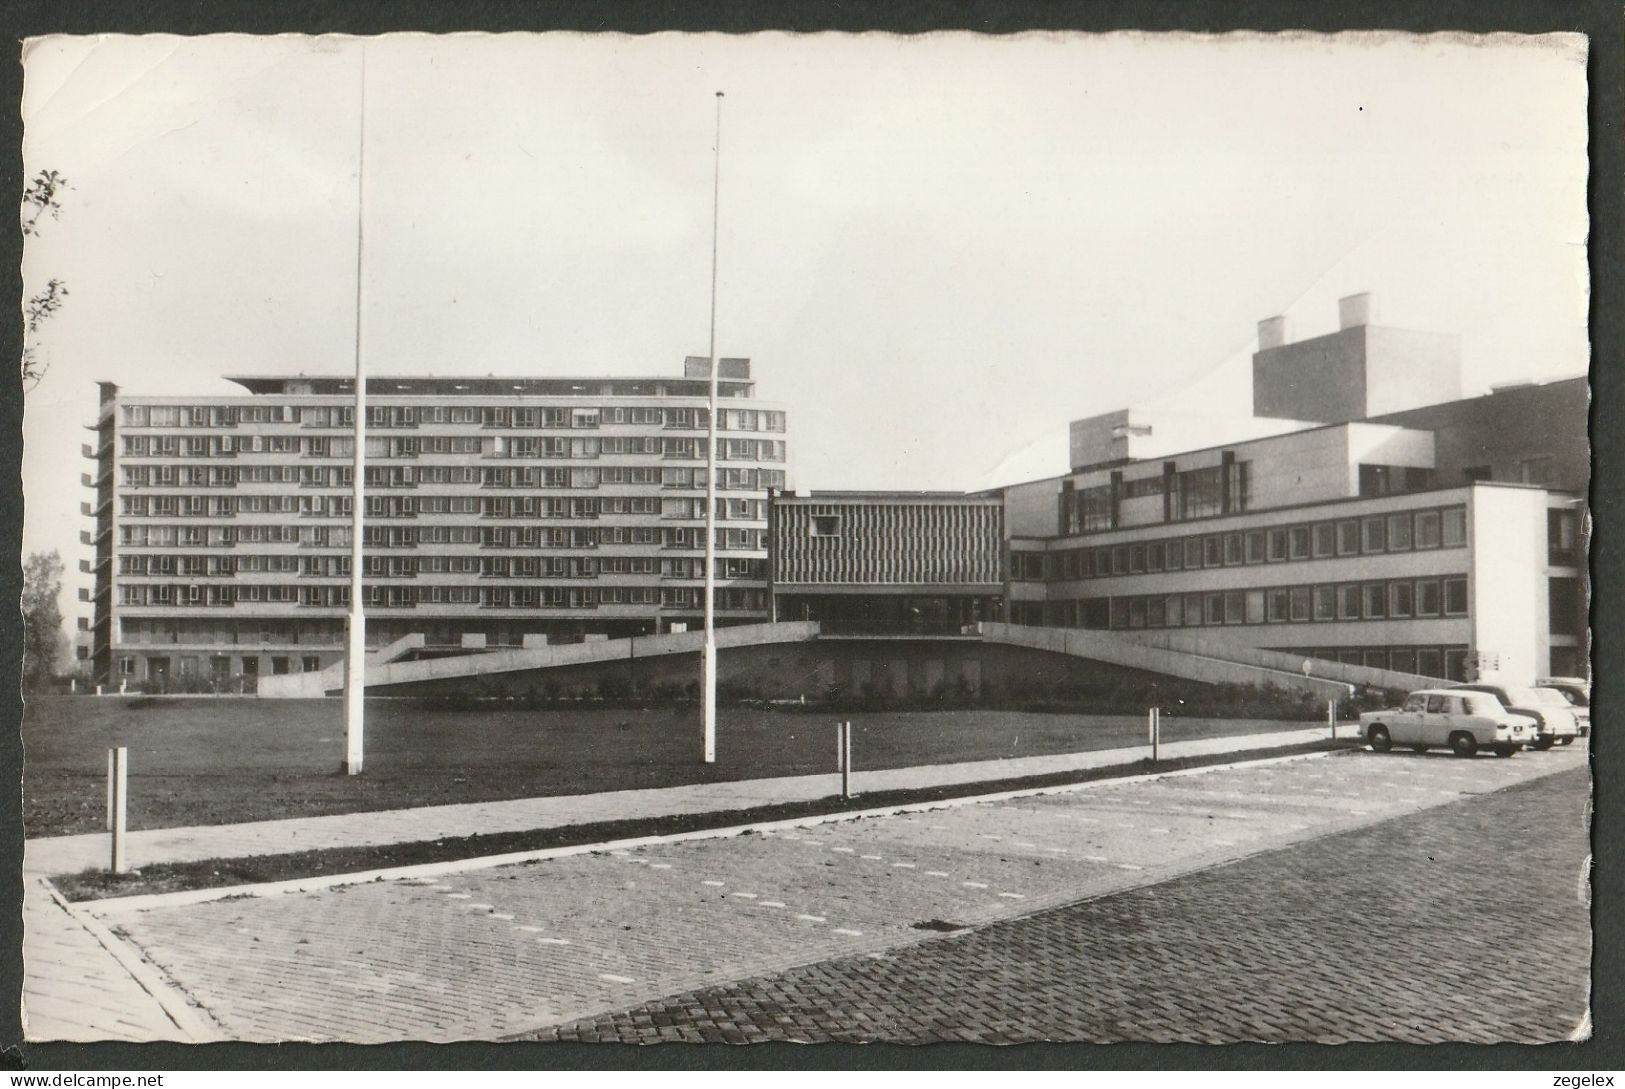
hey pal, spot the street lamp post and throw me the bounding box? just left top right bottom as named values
left=702, top=90, right=724, bottom=764
left=343, top=44, right=369, bottom=776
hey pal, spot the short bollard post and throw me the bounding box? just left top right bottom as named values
left=1328, top=698, right=1337, bottom=739
left=837, top=720, right=853, bottom=800
left=105, top=749, right=115, bottom=831
left=109, top=746, right=128, bottom=874
left=1152, top=707, right=1161, bottom=763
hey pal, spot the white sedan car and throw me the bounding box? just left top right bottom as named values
left=1360, top=689, right=1538, bottom=758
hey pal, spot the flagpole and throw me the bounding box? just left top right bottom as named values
left=702, top=90, right=723, bottom=764
left=343, top=44, right=368, bottom=775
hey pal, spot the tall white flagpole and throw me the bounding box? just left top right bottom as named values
left=702, top=90, right=724, bottom=764
left=344, top=44, right=369, bottom=775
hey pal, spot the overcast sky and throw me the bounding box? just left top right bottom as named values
left=21, top=31, right=1589, bottom=618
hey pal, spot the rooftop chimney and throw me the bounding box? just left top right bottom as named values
left=1257, top=315, right=1289, bottom=350
left=1338, top=292, right=1376, bottom=330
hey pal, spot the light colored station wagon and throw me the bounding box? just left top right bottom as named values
left=1360, top=689, right=1538, bottom=758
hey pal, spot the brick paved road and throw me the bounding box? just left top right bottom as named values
left=95, top=745, right=1586, bottom=1042
left=533, top=765, right=1591, bottom=1045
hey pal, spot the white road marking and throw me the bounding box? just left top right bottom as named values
left=468, top=903, right=494, bottom=911
left=731, top=892, right=758, bottom=900
left=833, top=928, right=863, bottom=937
left=891, top=862, right=916, bottom=869
left=1044, top=847, right=1068, bottom=853
left=538, top=937, right=570, bottom=945
left=924, top=871, right=950, bottom=877
left=517, top=925, right=544, bottom=933
left=760, top=901, right=786, bottom=908
left=831, top=847, right=856, bottom=854
left=998, top=892, right=1026, bottom=900
left=599, top=973, right=636, bottom=984
left=1116, top=863, right=1144, bottom=871
left=444, top=893, right=472, bottom=899
left=962, top=881, right=989, bottom=889
left=861, top=854, right=884, bottom=861
left=1084, top=855, right=1108, bottom=863
left=1014, top=842, right=1037, bottom=848
left=796, top=914, right=826, bottom=923
left=492, top=913, right=514, bottom=921
left=702, top=880, right=726, bottom=887
left=649, top=863, right=672, bottom=870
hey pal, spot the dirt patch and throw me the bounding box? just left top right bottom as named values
left=52, top=739, right=1345, bottom=902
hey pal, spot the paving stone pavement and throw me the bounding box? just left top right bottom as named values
left=530, top=764, right=1592, bottom=1045
left=17, top=725, right=1320, bottom=1042
left=87, top=743, right=1585, bottom=1042
left=24, top=725, right=1328, bottom=877
left=19, top=878, right=206, bottom=1042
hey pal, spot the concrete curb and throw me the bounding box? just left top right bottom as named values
left=86, top=746, right=1338, bottom=918
left=36, top=878, right=226, bottom=1042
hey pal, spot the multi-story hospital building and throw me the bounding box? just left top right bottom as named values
left=82, top=358, right=788, bottom=688
left=78, top=294, right=1588, bottom=691
left=768, top=295, right=1587, bottom=686
left=998, top=295, right=1587, bottom=684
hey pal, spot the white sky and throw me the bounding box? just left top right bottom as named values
left=20, top=31, right=1590, bottom=621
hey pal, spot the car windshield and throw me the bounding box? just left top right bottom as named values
left=1461, top=695, right=1503, bottom=716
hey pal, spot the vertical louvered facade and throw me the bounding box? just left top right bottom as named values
left=771, top=492, right=1005, bottom=633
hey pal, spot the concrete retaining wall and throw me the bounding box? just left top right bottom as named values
left=1111, top=628, right=1438, bottom=691
left=979, top=622, right=1356, bottom=700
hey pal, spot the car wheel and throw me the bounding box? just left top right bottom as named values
left=1450, top=732, right=1479, bottom=758
left=1410, top=744, right=1428, bottom=753
left=1367, top=724, right=1392, bottom=753
left=1493, top=745, right=1516, bottom=758
left=1558, top=737, right=1573, bottom=746
left=1533, top=736, right=1556, bottom=751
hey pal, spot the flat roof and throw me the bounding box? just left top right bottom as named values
left=777, top=490, right=1002, bottom=503
left=221, top=375, right=756, bottom=397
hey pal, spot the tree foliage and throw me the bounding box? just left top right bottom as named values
left=22, top=279, right=69, bottom=389
left=21, top=168, right=71, bottom=390
left=21, top=169, right=69, bottom=236
left=23, top=550, right=66, bottom=691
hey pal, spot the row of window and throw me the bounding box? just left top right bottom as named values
left=1061, top=459, right=1249, bottom=535
left=119, top=433, right=788, bottom=462
left=1012, top=505, right=1469, bottom=582
left=121, top=403, right=787, bottom=433
left=1292, top=645, right=1472, bottom=681
left=121, top=463, right=788, bottom=492
left=117, top=582, right=769, bottom=611
left=1017, top=575, right=1470, bottom=630
left=118, top=492, right=769, bottom=522
left=121, top=554, right=770, bottom=580
left=116, top=522, right=771, bottom=552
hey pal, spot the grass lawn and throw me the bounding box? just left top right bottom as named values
left=22, top=696, right=1316, bottom=836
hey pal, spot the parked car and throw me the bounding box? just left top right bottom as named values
left=1536, top=677, right=1591, bottom=735
left=1360, top=689, right=1536, bottom=758
left=1450, top=683, right=1582, bottom=749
